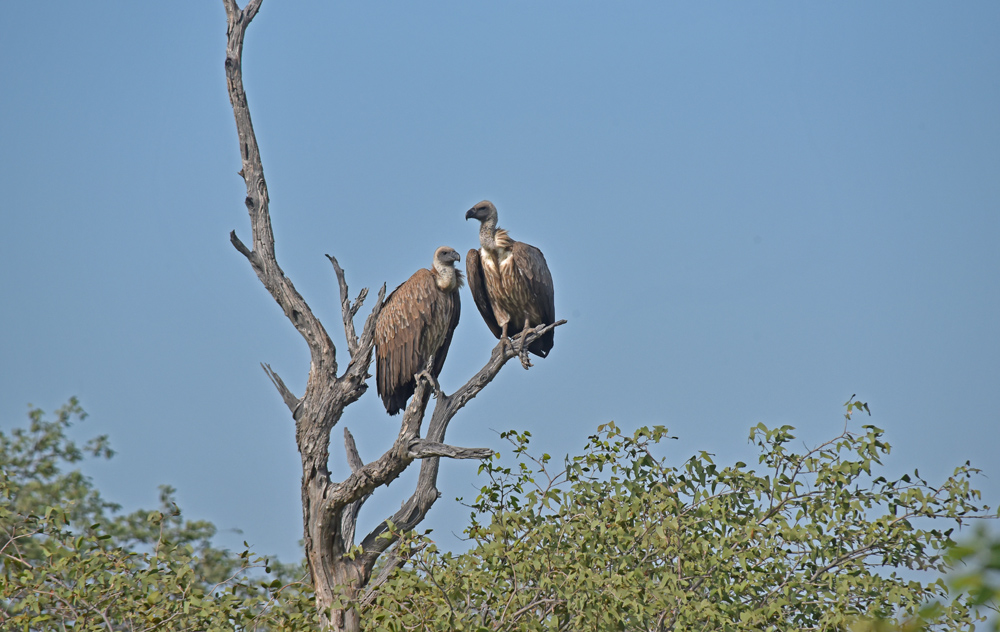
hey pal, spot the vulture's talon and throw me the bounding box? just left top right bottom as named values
left=518, top=346, right=533, bottom=369
left=417, top=369, right=440, bottom=396
left=515, top=331, right=531, bottom=367
left=498, top=336, right=514, bottom=357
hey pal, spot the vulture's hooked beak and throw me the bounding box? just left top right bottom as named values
left=465, top=208, right=476, bottom=221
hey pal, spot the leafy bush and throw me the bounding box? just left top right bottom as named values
left=365, top=400, right=993, bottom=631
left=0, top=399, right=316, bottom=630
left=3, top=398, right=994, bottom=630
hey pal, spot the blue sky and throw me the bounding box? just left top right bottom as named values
left=2, top=3, right=998, bottom=563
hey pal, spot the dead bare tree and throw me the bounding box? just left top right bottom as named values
left=222, top=2, right=565, bottom=630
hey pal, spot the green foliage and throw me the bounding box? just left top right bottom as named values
left=0, top=400, right=316, bottom=630
left=364, top=400, right=992, bottom=631
left=945, top=527, right=1000, bottom=630
left=3, top=398, right=993, bottom=631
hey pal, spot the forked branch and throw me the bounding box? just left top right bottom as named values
left=328, top=254, right=367, bottom=357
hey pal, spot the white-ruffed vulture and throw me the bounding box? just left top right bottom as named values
left=465, top=200, right=555, bottom=358
left=375, top=246, right=463, bottom=415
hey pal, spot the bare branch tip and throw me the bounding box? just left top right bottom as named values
left=351, top=287, right=369, bottom=316
left=344, top=428, right=364, bottom=473
left=229, top=230, right=252, bottom=258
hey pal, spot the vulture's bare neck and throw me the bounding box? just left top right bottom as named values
left=433, top=262, right=463, bottom=293
left=479, top=217, right=513, bottom=257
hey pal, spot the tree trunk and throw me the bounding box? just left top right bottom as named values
left=220, top=2, right=564, bottom=628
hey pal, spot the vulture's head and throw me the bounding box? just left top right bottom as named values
left=433, top=246, right=464, bottom=291
left=434, top=246, right=461, bottom=267
left=465, top=200, right=498, bottom=223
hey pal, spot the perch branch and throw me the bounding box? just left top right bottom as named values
left=439, top=320, right=566, bottom=418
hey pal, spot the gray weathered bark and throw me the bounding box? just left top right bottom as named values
left=221, top=2, right=565, bottom=630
